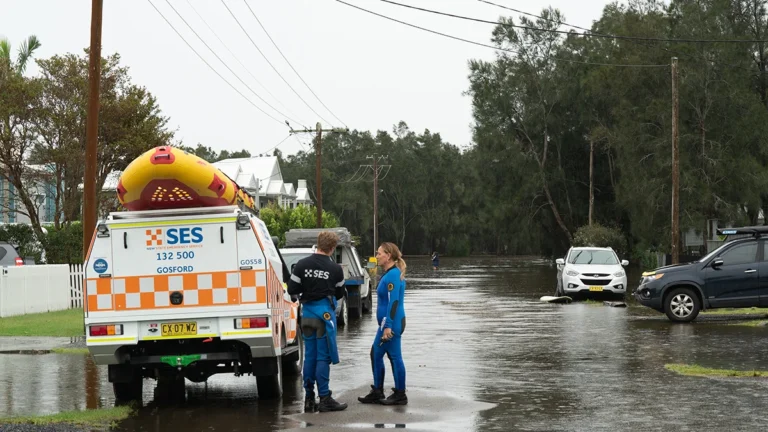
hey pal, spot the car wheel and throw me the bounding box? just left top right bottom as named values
left=555, top=277, right=564, bottom=297
left=664, top=287, right=700, bottom=323
left=337, top=297, right=348, bottom=327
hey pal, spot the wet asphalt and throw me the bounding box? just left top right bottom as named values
left=2, top=257, right=768, bottom=431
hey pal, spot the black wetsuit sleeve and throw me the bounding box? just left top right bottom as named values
left=287, top=259, right=305, bottom=296
left=333, top=264, right=345, bottom=300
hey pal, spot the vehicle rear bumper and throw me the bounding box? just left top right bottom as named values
left=85, top=315, right=278, bottom=365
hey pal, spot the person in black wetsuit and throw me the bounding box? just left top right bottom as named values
left=287, top=231, right=348, bottom=413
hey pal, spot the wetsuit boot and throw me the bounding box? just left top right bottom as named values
left=318, top=390, right=348, bottom=412
left=358, top=385, right=385, bottom=404
left=380, top=388, right=408, bottom=406
left=304, top=391, right=317, bottom=412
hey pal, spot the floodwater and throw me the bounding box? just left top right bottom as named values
left=3, top=256, right=768, bottom=431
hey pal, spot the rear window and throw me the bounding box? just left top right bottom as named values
left=0, top=247, right=7, bottom=261
left=282, top=253, right=311, bottom=271
left=568, top=249, right=618, bottom=265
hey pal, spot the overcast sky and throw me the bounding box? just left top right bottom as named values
left=1, top=0, right=611, bottom=156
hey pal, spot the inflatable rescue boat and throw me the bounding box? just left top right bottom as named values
left=116, top=146, right=256, bottom=212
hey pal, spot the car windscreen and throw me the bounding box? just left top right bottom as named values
left=568, top=250, right=618, bottom=265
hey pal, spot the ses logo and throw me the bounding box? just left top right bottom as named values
left=146, top=227, right=204, bottom=247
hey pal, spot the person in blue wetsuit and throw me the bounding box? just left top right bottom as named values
left=287, top=231, right=348, bottom=413
left=358, top=242, right=408, bottom=405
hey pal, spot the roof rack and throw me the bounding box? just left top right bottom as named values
left=716, top=225, right=768, bottom=237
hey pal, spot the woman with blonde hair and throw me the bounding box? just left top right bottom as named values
left=358, top=242, right=408, bottom=405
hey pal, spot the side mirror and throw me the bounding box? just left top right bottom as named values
left=291, top=264, right=296, bottom=273
left=271, top=236, right=280, bottom=248
left=556, top=258, right=565, bottom=265
left=621, top=260, right=629, bottom=266
left=712, top=259, right=724, bottom=268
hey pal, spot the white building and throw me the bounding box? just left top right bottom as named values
left=212, top=156, right=312, bottom=209
left=0, top=164, right=59, bottom=224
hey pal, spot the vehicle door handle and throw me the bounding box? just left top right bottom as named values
left=745, top=269, right=757, bottom=273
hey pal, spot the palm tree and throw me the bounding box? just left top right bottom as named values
left=0, top=35, right=41, bottom=74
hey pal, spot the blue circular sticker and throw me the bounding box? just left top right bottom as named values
left=93, top=259, right=108, bottom=274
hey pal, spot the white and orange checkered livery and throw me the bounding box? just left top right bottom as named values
left=86, top=269, right=273, bottom=312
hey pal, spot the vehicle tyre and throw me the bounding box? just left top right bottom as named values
left=257, top=357, right=283, bottom=399
left=282, top=331, right=304, bottom=376
left=362, top=284, right=373, bottom=313
left=664, top=287, right=700, bottom=323
left=337, top=296, right=348, bottom=327
left=349, top=286, right=363, bottom=319
left=555, top=277, right=564, bottom=297
left=113, top=378, right=143, bottom=403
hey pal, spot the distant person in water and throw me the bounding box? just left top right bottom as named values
left=431, top=251, right=439, bottom=270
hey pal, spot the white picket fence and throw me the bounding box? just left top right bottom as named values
left=69, top=263, right=84, bottom=309
left=0, top=264, right=76, bottom=318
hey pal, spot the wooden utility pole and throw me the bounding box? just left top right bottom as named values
left=290, top=124, right=348, bottom=227
left=83, top=0, right=102, bottom=259
left=365, top=154, right=389, bottom=256
left=589, top=137, right=594, bottom=226
left=315, top=123, right=323, bottom=228
left=671, top=57, right=680, bottom=264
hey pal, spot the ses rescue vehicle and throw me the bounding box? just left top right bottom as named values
left=84, top=146, right=301, bottom=401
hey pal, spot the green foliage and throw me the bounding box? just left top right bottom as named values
left=0, top=224, right=43, bottom=262
left=177, top=143, right=251, bottom=163
left=43, top=222, right=83, bottom=264
left=258, top=203, right=339, bottom=247
left=572, top=224, right=628, bottom=257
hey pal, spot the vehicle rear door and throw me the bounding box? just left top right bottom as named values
left=704, top=240, right=759, bottom=308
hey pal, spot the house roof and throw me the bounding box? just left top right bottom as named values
left=235, top=172, right=259, bottom=190
left=267, top=180, right=285, bottom=196
left=296, top=183, right=312, bottom=202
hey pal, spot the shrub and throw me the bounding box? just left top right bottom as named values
left=572, top=223, right=627, bottom=257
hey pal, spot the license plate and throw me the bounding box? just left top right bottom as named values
left=161, top=322, right=197, bottom=337
left=589, top=286, right=604, bottom=292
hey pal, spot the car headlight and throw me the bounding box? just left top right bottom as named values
left=614, top=270, right=625, bottom=277
left=566, top=270, right=579, bottom=276
left=644, top=273, right=664, bottom=282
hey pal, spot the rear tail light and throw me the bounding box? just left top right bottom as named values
left=89, top=324, right=124, bottom=336
left=234, top=317, right=268, bottom=329
left=14, top=257, right=23, bottom=266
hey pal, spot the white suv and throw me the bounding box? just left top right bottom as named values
left=555, top=247, right=628, bottom=297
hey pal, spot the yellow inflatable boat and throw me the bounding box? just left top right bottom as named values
left=116, top=146, right=256, bottom=212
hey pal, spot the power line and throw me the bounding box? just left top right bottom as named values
left=378, top=0, right=768, bottom=44
left=220, top=0, right=334, bottom=127
left=161, top=0, right=302, bottom=125
left=335, top=0, right=668, bottom=68
left=477, top=0, right=592, bottom=34
left=147, top=0, right=285, bottom=125
left=262, top=134, right=292, bottom=155
left=479, top=0, right=767, bottom=75
left=243, top=0, right=348, bottom=129
left=186, top=0, right=307, bottom=127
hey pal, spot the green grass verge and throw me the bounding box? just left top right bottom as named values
left=0, top=309, right=84, bottom=337
left=729, top=320, right=768, bottom=327
left=0, top=405, right=133, bottom=427
left=665, top=363, right=768, bottom=378
left=51, top=347, right=90, bottom=355
left=701, top=307, right=768, bottom=316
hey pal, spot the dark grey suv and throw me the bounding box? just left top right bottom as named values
left=634, top=225, right=768, bottom=322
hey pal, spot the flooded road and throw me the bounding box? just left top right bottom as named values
left=3, top=256, right=768, bottom=431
